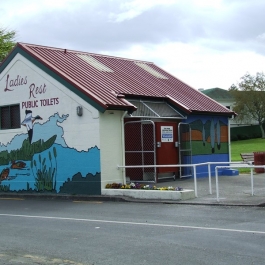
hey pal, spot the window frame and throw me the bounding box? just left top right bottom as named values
left=0, top=104, right=21, bottom=130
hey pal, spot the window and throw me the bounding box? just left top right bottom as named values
left=0, top=104, right=20, bottom=129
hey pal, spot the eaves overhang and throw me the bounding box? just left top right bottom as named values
left=105, top=104, right=137, bottom=112
left=108, top=92, right=138, bottom=112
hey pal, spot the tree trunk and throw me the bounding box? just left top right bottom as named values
left=260, top=123, right=265, bottom=138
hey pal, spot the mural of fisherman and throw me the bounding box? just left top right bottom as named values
left=21, top=110, right=43, bottom=144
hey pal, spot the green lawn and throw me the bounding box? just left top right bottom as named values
left=231, top=138, right=265, bottom=161
left=231, top=138, right=265, bottom=173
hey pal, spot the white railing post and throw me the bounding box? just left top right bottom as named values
left=208, top=163, right=212, bottom=194
left=250, top=168, right=254, bottom=196
left=215, top=167, right=219, bottom=202
left=193, top=165, right=198, bottom=197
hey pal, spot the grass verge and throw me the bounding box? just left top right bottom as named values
left=231, top=138, right=265, bottom=173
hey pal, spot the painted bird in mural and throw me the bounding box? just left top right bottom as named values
left=21, top=110, right=43, bottom=144
left=11, top=160, right=27, bottom=169
left=0, top=168, right=9, bottom=182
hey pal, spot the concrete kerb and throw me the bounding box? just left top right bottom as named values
left=0, top=189, right=196, bottom=203
left=0, top=192, right=265, bottom=207
left=0, top=193, right=128, bottom=202
left=0, top=192, right=265, bottom=206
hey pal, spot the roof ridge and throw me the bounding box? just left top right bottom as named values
left=17, top=42, right=153, bottom=64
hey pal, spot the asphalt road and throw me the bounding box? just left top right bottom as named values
left=0, top=198, right=265, bottom=265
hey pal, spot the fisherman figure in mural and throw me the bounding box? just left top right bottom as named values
left=21, top=110, right=43, bottom=144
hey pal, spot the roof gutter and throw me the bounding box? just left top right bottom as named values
left=191, top=110, right=236, bottom=118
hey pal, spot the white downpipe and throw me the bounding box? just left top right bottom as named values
left=121, top=111, right=128, bottom=185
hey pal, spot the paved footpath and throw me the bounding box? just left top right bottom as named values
left=154, top=172, right=265, bottom=206
left=1, top=172, right=265, bottom=207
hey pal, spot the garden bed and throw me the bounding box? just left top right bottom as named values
left=103, top=183, right=195, bottom=201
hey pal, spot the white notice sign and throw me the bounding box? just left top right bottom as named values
left=161, top=126, right=173, bottom=142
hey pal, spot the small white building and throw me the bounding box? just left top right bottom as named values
left=0, top=43, right=235, bottom=195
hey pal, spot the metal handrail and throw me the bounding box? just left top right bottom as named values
left=117, top=161, right=255, bottom=198
left=215, top=165, right=265, bottom=202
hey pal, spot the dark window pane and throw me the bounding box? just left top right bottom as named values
left=1, top=107, right=10, bottom=129
left=10, top=105, right=20, bottom=128
left=0, top=104, right=20, bottom=129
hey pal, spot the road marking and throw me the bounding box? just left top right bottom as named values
left=0, top=198, right=24, bottom=200
left=73, top=201, right=103, bottom=204
left=1, top=213, right=265, bottom=235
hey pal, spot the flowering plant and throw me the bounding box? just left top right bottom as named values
left=105, top=182, right=183, bottom=191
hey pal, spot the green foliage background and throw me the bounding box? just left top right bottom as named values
left=230, top=125, right=264, bottom=141
left=0, top=27, right=16, bottom=61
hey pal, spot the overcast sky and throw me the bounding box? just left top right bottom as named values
left=1, top=0, right=265, bottom=90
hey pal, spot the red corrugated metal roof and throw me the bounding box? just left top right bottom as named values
left=15, top=42, right=234, bottom=116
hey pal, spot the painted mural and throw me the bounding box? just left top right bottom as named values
left=0, top=58, right=101, bottom=195
left=0, top=111, right=101, bottom=194
left=183, top=116, right=229, bottom=177
left=189, top=116, right=228, bottom=155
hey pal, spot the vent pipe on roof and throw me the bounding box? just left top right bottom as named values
left=64, top=49, right=67, bottom=54
left=111, top=90, right=124, bottom=98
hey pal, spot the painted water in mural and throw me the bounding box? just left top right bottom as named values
left=0, top=112, right=101, bottom=195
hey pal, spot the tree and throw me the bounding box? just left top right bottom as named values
left=0, top=27, right=16, bottom=62
left=229, top=72, right=265, bottom=138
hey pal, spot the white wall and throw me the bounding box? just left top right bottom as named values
left=0, top=54, right=100, bottom=151
left=0, top=53, right=129, bottom=192
left=99, top=110, right=124, bottom=189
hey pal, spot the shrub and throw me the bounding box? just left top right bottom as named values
left=237, top=134, right=249, bottom=140
left=231, top=135, right=238, bottom=141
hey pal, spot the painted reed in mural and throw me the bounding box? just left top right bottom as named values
left=0, top=135, right=57, bottom=166
left=0, top=184, right=10, bottom=191
left=31, top=147, right=57, bottom=192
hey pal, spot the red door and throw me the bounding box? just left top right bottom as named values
left=155, top=122, right=179, bottom=174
